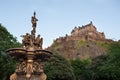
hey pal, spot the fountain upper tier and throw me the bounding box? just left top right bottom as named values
left=6, top=11, right=52, bottom=61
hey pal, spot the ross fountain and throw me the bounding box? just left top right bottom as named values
left=6, top=12, right=52, bottom=80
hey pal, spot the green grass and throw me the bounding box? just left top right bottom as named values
left=75, top=40, right=85, bottom=48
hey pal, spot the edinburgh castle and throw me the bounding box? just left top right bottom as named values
left=48, top=22, right=113, bottom=59
left=55, top=21, right=106, bottom=43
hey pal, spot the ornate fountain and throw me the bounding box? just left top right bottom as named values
left=6, top=12, right=52, bottom=80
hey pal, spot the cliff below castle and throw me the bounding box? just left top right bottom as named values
left=47, top=22, right=113, bottom=59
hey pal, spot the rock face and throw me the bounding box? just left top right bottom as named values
left=48, top=22, right=112, bottom=59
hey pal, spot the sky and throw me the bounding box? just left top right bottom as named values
left=0, top=0, right=120, bottom=48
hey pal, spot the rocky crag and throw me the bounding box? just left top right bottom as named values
left=47, top=22, right=113, bottom=59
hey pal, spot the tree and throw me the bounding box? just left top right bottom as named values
left=0, top=24, right=21, bottom=80
left=90, top=55, right=108, bottom=80
left=97, top=42, right=120, bottom=80
left=0, top=53, right=17, bottom=80
left=44, top=54, right=75, bottom=80
left=90, top=42, right=120, bottom=80
left=0, top=24, right=21, bottom=52
left=70, top=59, right=91, bottom=80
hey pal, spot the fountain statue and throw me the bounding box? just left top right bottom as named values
left=6, top=12, right=52, bottom=80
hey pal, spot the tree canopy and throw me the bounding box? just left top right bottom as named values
left=0, top=24, right=21, bottom=52
left=0, top=24, right=21, bottom=80
left=44, top=54, right=75, bottom=80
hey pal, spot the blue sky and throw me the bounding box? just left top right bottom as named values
left=0, top=0, right=120, bottom=48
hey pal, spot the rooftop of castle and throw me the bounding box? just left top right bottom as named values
left=71, top=21, right=96, bottom=33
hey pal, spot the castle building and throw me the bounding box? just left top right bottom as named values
left=55, top=21, right=106, bottom=43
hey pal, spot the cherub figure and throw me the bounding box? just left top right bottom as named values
left=21, top=33, right=30, bottom=48
left=35, top=35, right=43, bottom=49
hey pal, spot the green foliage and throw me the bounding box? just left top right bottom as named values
left=90, top=42, right=120, bottom=80
left=96, top=41, right=109, bottom=47
left=0, top=24, right=21, bottom=52
left=108, top=42, right=120, bottom=55
left=75, top=40, right=85, bottom=48
left=89, top=55, right=109, bottom=80
left=99, top=42, right=120, bottom=80
left=0, top=24, right=21, bottom=80
left=70, top=59, right=91, bottom=80
left=44, top=54, right=75, bottom=80
left=0, top=53, right=16, bottom=80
